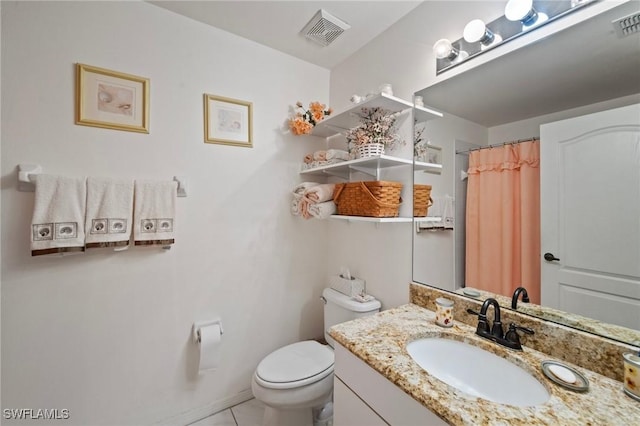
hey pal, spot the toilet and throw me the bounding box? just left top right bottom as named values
left=251, top=287, right=381, bottom=426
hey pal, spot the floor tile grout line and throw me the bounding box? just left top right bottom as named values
left=229, top=406, right=239, bottom=426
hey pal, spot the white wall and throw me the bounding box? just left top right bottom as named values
left=1, top=1, right=330, bottom=424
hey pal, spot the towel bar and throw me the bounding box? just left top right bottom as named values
left=16, top=164, right=188, bottom=197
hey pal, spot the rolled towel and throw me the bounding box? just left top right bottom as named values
left=325, top=149, right=350, bottom=161
left=304, top=183, right=335, bottom=203
left=293, top=182, right=319, bottom=198
left=308, top=201, right=336, bottom=219
left=31, top=174, right=87, bottom=256
left=313, top=150, right=327, bottom=161
left=303, top=153, right=314, bottom=164
left=299, top=198, right=312, bottom=220
left=291, top=197, right=302, bottom=216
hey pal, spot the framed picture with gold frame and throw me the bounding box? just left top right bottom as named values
left=75, top=63, right=150, bottom=133
left=204, top=94, right=253, bottom=148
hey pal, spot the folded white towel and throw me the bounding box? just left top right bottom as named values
left=325, top=149, right=350, bottom=161
left=303, top=184, right=335, bottom=203
left=31, top=174, right=87, bottom=256
left=308, top=201, right=336, bottom=219
left=85, top=177, right=134, bottom=248
left=133, top=180, right=177, bottom=246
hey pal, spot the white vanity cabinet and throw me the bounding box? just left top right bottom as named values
left=333, top=343, right=447, bottom=426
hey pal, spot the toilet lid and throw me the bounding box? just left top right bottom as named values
left=256, top=341, right=334, bottom=389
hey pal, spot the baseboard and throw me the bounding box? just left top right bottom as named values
left=155, top=389, right=254, bottom=426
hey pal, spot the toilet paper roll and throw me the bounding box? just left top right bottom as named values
left=198, top=323, right=222, bottom=373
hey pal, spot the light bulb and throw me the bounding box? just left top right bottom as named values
left=433, top=38, right=457, bottom=60
left=463, top=19, right=500, bottom=46
left=505, top=0, right=535, bottom=22
left=505, top=0, right=548, bottom=30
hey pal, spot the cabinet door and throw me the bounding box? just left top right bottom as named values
left=333, top=377, right=388, bottom=426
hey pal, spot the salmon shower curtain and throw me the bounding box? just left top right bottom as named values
left=465, top=140, right=541, bottom=303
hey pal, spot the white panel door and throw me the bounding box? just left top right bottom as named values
left=540, top=103, right=640, bottom=330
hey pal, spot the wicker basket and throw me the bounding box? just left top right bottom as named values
left=333, top=181, right=403, bottom=217
left=413, top=184, right=433, bottom=217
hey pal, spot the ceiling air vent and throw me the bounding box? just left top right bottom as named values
left=301, top=9, right=351, bottom=47
left=612, top=11, right=640, bottom=38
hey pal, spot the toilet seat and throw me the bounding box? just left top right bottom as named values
left=255, top=340, right=334, bottom=390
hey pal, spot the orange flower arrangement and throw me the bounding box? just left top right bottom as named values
left=289, top=101, right=333, bottom=135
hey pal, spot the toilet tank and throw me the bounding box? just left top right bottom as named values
left=322, top=288, right=381, bottom=347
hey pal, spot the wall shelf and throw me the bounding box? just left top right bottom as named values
left=414, top=160, right=443, bottom=174
left=300, top=154, right=413, bottom=179
left=414, top=104, right=444, bottom=123
left=311, top=93, right=441, bottom=138
left=330, top=215, right=413, bottom=223
left=415, top=217, right=442, bottom=223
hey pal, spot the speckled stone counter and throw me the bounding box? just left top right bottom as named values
left=411, top=283, right=639, bottom=382
left=329, top=304, right=640, bottom=425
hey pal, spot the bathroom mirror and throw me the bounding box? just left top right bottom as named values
left=412, top=1, right=640, bottom=345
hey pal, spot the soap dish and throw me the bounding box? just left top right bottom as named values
left=462, top=288, right=481, bottom=298
left=541, top=360, right=589, bottom=392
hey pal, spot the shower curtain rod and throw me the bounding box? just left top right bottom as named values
left=455, top=137, right=540, bottom=155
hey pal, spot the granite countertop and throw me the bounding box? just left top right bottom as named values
left=328, top=304, right=640, bottom=425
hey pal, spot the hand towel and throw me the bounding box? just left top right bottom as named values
left=424, top=196, right=444, bottom=230
left=303, top=153, right=314, bottom=164
left=325, top=149, right=350, bottom=161
left=303, top=184, right=335, bottom=203
left=133, top=180, right=177, bottom=246
left=31, top=174, right=87, bottom=256
left=85, top=177, right=134, bottom=248
left=443, top=195, right=454, bottom=229
left=308, top=201, right=336, bottom=219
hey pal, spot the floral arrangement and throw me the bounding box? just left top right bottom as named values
left=414, top=122, right=428, bottom=160
left=289, top=101, right=333, bottom=135
left=346, top=107, right=404, bottom=152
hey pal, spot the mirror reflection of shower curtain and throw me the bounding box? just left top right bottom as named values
left=465, top=140, right=541, bottom=303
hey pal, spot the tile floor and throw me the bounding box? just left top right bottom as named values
left=189, top=398, right=265, bottom=426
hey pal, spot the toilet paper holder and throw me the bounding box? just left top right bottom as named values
left=192, top=319, right=224, bottom=344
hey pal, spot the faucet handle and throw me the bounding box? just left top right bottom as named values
left=509, top=323, right=534, bottom=335
left=504, top=322, right=534, bottom=350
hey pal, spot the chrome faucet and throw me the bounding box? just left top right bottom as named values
left=511, top=287, right=530, bottom=309
left=467, top=297, right=534, bottom=351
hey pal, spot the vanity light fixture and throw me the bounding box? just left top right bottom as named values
left=463, top=19, right=503, bottom=49
left=434, top=0, right=596, bottom=75
left=505, top=0, right=548, bottom=29
left=433, top=38, right=468, bottom=62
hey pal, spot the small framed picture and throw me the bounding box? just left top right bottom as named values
left=204, top=94, right=253, bottom=148
left=426, top=144, right=442, bottom=164
left=75, top=64, right=150, bottom=133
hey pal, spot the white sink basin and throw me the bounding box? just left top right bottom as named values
left=406, top=338, right=550, bottom=406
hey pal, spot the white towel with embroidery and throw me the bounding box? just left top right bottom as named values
left=292, top=182, right=319, bottom=217
left=422, top=196, right=444, bottom=230
left=133, top=180, right=177, bottom=246
left=85, top=177, right=134, bottom=248
left=31, top=174, right=87, bottom=256
left=308, top=201, right=336, bottom=219
left=303, top=184, right=335, bottom=203
left=443, top=195, right=454, bottom=229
